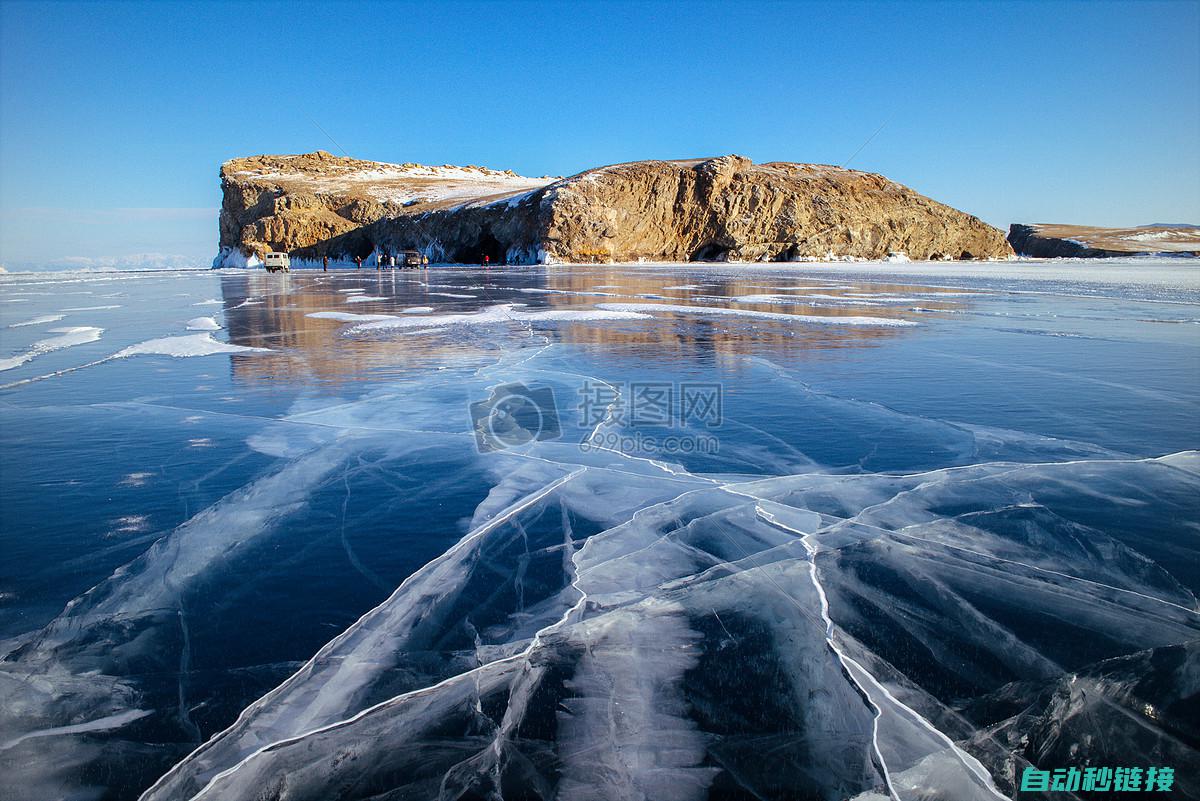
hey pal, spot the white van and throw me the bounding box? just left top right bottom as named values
left=264, top=252, right=290, bottom=273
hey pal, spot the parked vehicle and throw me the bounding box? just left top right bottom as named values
left=401, top=249, right=422, bottom=268
left=264, top=252, right=291, bottom=273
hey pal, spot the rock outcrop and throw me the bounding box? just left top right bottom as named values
left=216, top=151, right=1014, bottom=266
left=214, top=151, right=556, bottom=267
left=1008, top=223, right=1200, bottom=258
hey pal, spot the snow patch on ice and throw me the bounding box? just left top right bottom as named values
left=186, top=317, right=222, bottom=331
left=114, top=333, right=270, bottom=359
left=595, top=302, right=918, bottom=327
left=307, top=311, right=399, bottom=323
left=347, top=303, right=652, bottom=333
left=0, top=326, right=104, bottom=371
left=9, top=314, right=65, bottom=327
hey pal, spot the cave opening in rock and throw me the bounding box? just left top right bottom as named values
left=454, top=231, right=508, bottom=265
left=690, top=241, right=728, bottom=262
left=348, top=240, right=375, bottom=260
left=775, top=244, right=800, bottom=262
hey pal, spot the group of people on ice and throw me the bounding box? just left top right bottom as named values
left=313, top=251, right=503, bottom=270
left=370, top=251, right=429, bottom=270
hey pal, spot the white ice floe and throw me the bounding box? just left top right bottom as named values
left=186, top=316, right=222, bottom=331
left=346, top=303, right=652, bottom=333
left=518, top=288, right=620, bottom=297
left=114, top=333, right=269, bottom=359
left=307, top=311, right=399, bottom=323
left=8, top=313, right=65, bottom=327
left=0, top=326, right=104, bottom=371
left=595, top=302, right=918, bottom=326
left=345, top=295, right=388, bottom=303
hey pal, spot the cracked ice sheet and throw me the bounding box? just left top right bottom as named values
left=1, top=359, right=569, bottom=796
left=0, top=434, right=353, bottom=792
left=130, top=343, right=1196, bottom=799
left=142, top=454, right=717, bottom=800
left=0, top=416, right=536, bottom=798
left=151, top=477, right=896, bottom=801
left=1, top=264, right=1198, bottom=801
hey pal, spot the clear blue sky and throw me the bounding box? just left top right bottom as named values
left=1, top=0, right=1197, bottom=268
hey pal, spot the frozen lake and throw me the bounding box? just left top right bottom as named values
left=1, top=260, right=1198, bottom=800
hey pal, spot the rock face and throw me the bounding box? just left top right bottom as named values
left=216, top=151, right=1013, bottom=265
left=214, top=151, right=557, bottom=267
left=1008, top=223, right=1200, bottom=258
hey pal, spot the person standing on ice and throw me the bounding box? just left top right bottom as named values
left=355, top=255, right=362, bottom=269
left=422, top=254, right=429, bottom=269
left=322, top=255, right=328, bottom=272
left=483, top=254, right=490, bottom=268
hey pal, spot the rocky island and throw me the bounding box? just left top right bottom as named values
left=214, top=151, right=1014, bottom=267
left=1007, top=223, right=1200, bottom=258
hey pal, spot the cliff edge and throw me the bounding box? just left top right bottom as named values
left=216, top=151, right=1013, bottom=266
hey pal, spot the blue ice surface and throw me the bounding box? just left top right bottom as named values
left=0, top=259, right=1197, bottom=801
